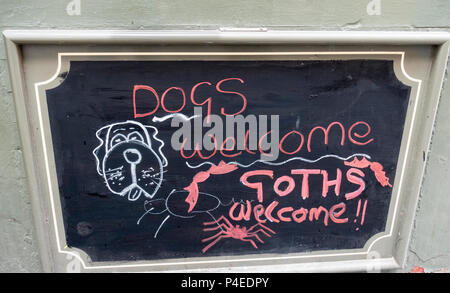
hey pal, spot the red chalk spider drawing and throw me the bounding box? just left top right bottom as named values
left=201, top=216, right=276, bottom=253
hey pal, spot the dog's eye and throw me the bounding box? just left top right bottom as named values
left=110, top=134, right=127, bottom=148
left=127, top=132, right=144, bottom=143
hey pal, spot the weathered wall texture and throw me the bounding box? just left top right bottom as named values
left=0, top=0, right=449, bottom=272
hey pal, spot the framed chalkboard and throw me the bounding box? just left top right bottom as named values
left=5, top=30, right=450, bottom=272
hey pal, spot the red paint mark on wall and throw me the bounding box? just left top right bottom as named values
left=410, top=266, right=425, bottom=273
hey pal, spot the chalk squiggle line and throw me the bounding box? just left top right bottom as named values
left=152, top=113, right=199, bottom=123
left=185, top=153, right=372, bottom=169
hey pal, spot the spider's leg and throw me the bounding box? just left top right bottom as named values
left=202, top=235, right=230, bottom=253
left=203, top=215, right=233, bottom=229
left=248, top=222, right=276, bottom=234
left=247, top=232, right=264, bottom=243
left=253, top=228, right=273, bottom=238
left=203, top=223, right=230, bottom=232
left=201, top=230, right=225, bottom=243
left=241, top=238, right=258, bottom=249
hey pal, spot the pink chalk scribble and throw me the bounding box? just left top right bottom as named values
left=344, top=157, right=392, bottom=188
left=184, top=161, right=238, bottom=213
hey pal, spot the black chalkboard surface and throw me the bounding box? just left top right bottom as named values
left=46, top=59, right=410, bottom=262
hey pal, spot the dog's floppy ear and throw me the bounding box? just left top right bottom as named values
left=145, top=125, right=168, bottom=168
left=92, top=124, right=111, bottom=175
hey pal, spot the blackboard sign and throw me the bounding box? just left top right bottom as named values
left=45, top=59, right=410, bottom=262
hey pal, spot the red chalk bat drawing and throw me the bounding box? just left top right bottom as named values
left=344, top=157, right=392, bottom=187
left=184, top=161, right=238, bottom=212
left=201, top=216, right=276, bottom=253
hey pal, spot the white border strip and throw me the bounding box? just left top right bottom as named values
left=34, top=51, right=420, bottom=270
left=5, top=30, right=450, bottom=45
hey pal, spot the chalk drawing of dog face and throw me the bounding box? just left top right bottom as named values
left=93, top=121, right=167, bottom=201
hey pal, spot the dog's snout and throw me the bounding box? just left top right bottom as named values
left=123, top=148, right=142, bottom=164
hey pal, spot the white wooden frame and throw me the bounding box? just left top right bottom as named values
left=3, top=30, right=449, bottom=272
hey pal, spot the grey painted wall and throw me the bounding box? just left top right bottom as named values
left=0, top=0, right=449, bottom=273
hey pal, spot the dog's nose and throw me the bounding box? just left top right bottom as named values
left=123, top=148, right=142, bottom=164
